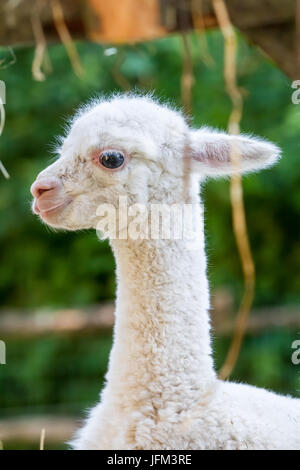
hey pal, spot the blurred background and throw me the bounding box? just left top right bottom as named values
left=0, top=0, right=299, bottom=450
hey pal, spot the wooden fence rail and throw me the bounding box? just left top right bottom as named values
left=0, top=301, right=299, bottom=337
left=0, top=416, right=76, bottom=445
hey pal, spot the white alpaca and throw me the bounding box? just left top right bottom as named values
left=31, top=95, right=300, bottom=450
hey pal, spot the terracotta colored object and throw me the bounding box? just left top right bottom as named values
left=86, top=0, right=165, bottom=43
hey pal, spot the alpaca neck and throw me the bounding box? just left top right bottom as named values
left=105, top=206, right=216, bottom=409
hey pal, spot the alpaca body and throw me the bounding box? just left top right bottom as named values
left=72, top=381, right=300, bottom=450
left=30, top=95, right=300, bottom=450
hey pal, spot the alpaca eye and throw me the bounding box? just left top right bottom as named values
left=100, top=151, right=125, bottom=169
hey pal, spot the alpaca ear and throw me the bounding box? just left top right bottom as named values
left=188, top=127, right=281, bottom=177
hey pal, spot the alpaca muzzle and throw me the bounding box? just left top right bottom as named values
left=30, top=176, right=71, bottom=218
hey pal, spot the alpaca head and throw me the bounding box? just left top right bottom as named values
left=31, top=94, right=280, bottom=232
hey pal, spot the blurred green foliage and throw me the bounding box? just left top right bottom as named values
left=0, top=31, right=299, bottom=448
left=1, top=332, right=112, bottom=417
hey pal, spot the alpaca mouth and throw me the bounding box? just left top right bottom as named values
left=33, top=199, right=72, bottom=219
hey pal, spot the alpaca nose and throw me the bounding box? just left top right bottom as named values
left=30, top=177, right=62, bottom=198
